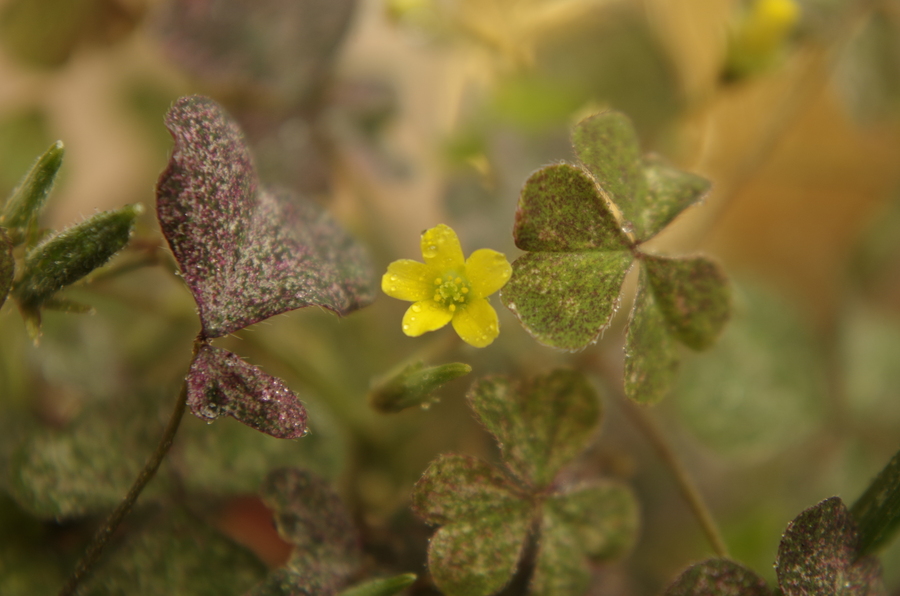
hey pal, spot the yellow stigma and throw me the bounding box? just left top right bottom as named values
left=434, top=274, right=471, bottom=308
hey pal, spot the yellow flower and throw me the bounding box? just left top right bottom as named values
left=383, top=224, right=512, bottom=347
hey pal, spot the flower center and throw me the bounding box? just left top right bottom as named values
left=433, top=274, right=471, bottom=312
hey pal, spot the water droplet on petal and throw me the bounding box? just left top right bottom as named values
left=412, top=304, right=422, bottom=312
left=390, top=274, right=398, bottom=281
left=403, top=324, right=410, bottom=331
left=390, top=286, right=397, bottom=292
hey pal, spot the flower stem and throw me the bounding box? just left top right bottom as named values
left=57, top=376, right=190, bottom=596
left=619, top=397, right=730, bottom=558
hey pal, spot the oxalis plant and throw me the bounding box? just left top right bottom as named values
left=1, top=92, right=899, bottom=596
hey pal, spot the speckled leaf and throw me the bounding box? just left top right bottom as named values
left=80, top=508, right=267, bottom=596
left=428, top=512, right=532, bottom=596
left=644, top=254, right=730, bottom=351
left=0, top=229, right=12, bottom=308
left=256, top=468, right=361, bottom=595
left=412, top=454, right=525, bottom=525
left=467, top=370, right=601, bottom=488
left=186, top=344, right=308, bottom=439
left=369, top=361, right=472, bottom=413
left=530, top=512, right=589, bottom=596
left=154, top=0, right=356, bottom=105
left=13, top=204, right=141, bottom=309
left=413, top=454, right=532, bottom=596
left=156, top=95, right=375, bottom=339
left=640, top=155, right=710, bottom=242
left=0, top=140, right=63, bottom=238
left=852, top=447, right=900, bottom=556
left=501, top=251, right=633, bottom=350
left=514, top=164, right=630, bottom=252
left=337, top=574, right=417, bottom=596
left=664, top=559, right=771, bottom=596
left=530, top=480, right=638, bottom=596
left=624, top=266, right=680, bottom=404
left=571, top=112, right=646, bottom=227
left=776, top=497, right=886, bottom=596
left=5, top=401, right=164, bottom=519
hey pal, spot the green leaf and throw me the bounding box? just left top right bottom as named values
left=0, top=141, right=63, bottom=238
left=258, top=468, right=361, bottom=595
left=530, top=480, right=638, bottom=596
left=413, top=454, right=532, bottom=596
left=676, top=282, right=824, bottom=460
left=369, top=361, right=472, bottom=413
left=624, top=267, right=680, bottom=404
left=852, top=447, right=900, bottom=556
left=545, top=481, right=639, bottom=560
left=413, top=454, right=526, bottom=525
left=5, top=401, right=164, bottom=519
left=186, top=345, right=308, bottom=439
left=501, top=251, right=633, bottom=350
left=513, top=163, right=630, bottom=252
left=80, top=508, right=267, bottom=596
left=156, top=95, right=376, bottom=339
left=0, top=229, right=13, bottom=309
left=643, top=255, right=730, bottom=350
left=571, top=111, right=646, bottom=226
left=663, top=559, right=771, bottom=596
left=13, top=203, right=142, bottom=309
left=337, top=574, right=417, bottom=596
left=776, top=497, right=885, bottom=596
left=640, top=154, right=710, bottom=241
left=467, top=370, right=601, bottom=488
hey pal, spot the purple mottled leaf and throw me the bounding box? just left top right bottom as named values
left=776, top=497, right=886, bottom=596
left=251, top=468, right=361, bottom=596
left=186, top=345, right=308, bottom=439
left=156, top=95, right=375, bottom=339
left=154, top=0, right=356, bottom=105
left=852, top=447, right=900, bottom=556
left=0, top=228, right=13, bottom=308
left=664, top=559, right=771, bottom=596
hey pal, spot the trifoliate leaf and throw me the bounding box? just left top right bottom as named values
left=0, top=141, right=63, bottom=239
left=571, top=112, right=646, bottom=226
left=664, top=559, right=771, bottom=596
left=153, top=0, right=356, bottom=105
left=624, top=267, right=680, bottom=404
left=852, top=447, right=900, bottom=556
left=13, top=204, right=142, bottom=309
left=641, top=154, right=710, bottom=239
left=513, top=164, right=630, bottom=252
left=530, top=513, right=589, bottom=596
left=80, top=508, right=267, bottom=596
left=0, top=229, right=12, bottom=309
left=643, top=255, right=730, bottom=350
left=467, top=370, right=601, bottom=488
left=255, top=468, right=361, bottom=595
left=369, top=361, right=472, bottom=413
left=776, top=497, right=885, bottom=596
left=337, top=574, right=417, bottom=596
left=5, top=401, right=164, bottom=519
left=413, top=454, right=532, bottom=596
left=186, top=345, right=308, bottom=439
left=501, top=251, right=633, bottom=350
left=156, top=95, right=375, bottom=339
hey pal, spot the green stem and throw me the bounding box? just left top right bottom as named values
left=57, top=373, right=191, bottom=596
left=619, top=397, right=730, bottom=558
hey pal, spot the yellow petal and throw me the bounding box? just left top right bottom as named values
left=451, top=298, right=500, bottom=347
left=465, top=249, right=512, bottom=298
left=383, top=259, right=433, bottom=301
left=421, top=224, right=465, bottom=270
left=403, top=300, right=453, bottom=336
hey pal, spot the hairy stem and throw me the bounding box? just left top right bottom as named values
left=57, top=375, right=191, bottom=596
left=620, top=397, right=730, bottom=558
